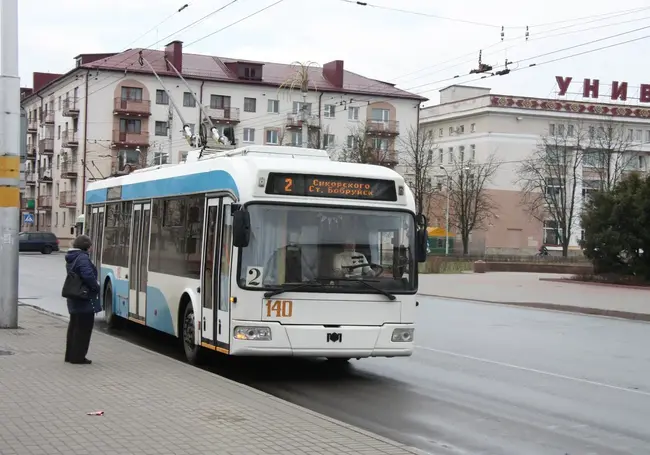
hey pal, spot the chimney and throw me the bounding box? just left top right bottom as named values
left=323, top=60, right=344, bottom=88
left=33, top=72, right=63, bottom=92
left=165, top=40, right=183, bottom=73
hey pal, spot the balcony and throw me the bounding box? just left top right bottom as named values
left=41, top=111, right=55, bottom=125
left=205, top=106, right=240, bottom=123
left=25, top=172, right=36, bottom=185
left=59, top=190, right=77, bottom=208
left=112, top=130, right=150, bottom=148
left=62, top=97, right=80, bottom=117
left=60, top=160, right=78, bottom=179
left=39, top=138, right=54, bottom=155
left=369, top=149, right=398, bottom=168
left=366, top=120, right=400, bottom=136
left=113, top=97, right=151, bottom=117
left=27, top=120, right=38, bottom=132
left=62, top=130, right=79, bottom=147
left=37, top=195, right=52, bottom=210
left=286, top=113, right=320, bottom=130
left=26, top=146, right=36, bottom=160
left=38, top=167, right=53, bottom=183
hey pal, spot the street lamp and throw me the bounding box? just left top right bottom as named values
left=439, top=165, right=450, bottom=256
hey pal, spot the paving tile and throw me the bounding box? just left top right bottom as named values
left=0, top=307, right=426, bottom=455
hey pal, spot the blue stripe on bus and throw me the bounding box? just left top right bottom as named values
left=86, top=169, right=239, bottom=203
left=102, top=268, right=176, bottom=336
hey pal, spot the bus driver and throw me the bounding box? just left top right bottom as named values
left=332, top=240, right=377, bottom=278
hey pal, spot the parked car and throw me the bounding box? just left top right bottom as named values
left=18, top=231, right=60, bottom=254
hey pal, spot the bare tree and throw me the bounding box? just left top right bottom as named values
left=278, top=61, right=322, bottom=149
left=584, top=119, right=639, bottom=191
left=517, top=123, right=588, bottom=257
left=444, top=153, right=501, bottom=254
left=399, top=126, right=438, bottom=215
left=277, top=61, right=321, bottom=96
left=338, top=122, right=397, bottom=168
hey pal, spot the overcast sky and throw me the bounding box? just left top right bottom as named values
left=16, top=0, right=650, bottom=106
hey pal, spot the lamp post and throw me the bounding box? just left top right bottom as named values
left=439, top=165, right=450, bottom=256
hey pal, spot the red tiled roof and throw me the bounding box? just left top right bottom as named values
left=82, top=48, right=427, bottom=101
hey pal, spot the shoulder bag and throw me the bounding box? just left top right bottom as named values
left=61, top=255, right=90, bottom=300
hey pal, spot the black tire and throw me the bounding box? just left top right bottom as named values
left=41, top=245, right=52, bottom=254
left=181, top=303, right=203, bottom=365
left=103, top=282, right=122, bottom=329
left=326, top=357, right=351, bottom=365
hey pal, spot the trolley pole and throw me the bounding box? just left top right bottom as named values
left=0, top=0, right=20, bottom=328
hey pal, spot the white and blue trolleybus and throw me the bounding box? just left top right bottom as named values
left=84, top=145, right=428, bottom=364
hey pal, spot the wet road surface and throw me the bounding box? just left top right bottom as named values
left=20, top=253, right=650, bottom=455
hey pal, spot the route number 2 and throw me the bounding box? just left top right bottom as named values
left=284, top=177, right=293, bottom=192
left=266, top=300, right=293, bottom=318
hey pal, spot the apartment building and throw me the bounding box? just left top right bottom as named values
left=420, top=84, right=650, bottom=255
left=20, top=40, right=426, bottom=241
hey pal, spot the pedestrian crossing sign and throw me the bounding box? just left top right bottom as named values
left=23, top=213, right=34, bottom=224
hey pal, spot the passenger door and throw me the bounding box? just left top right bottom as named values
left=216, top=198, right=234, bottom=351
left=128, top=202, right=151, bottom=323
left=200, top=197, right=220, bottom=344
left=89, top=206, right=104, bottom=265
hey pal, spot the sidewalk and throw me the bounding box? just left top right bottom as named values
left=418, top=272, right=650, bottom=321
left=0, top=307, right=424, bottom=455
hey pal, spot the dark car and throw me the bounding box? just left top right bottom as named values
left=18, top=231, right=60, bottom=254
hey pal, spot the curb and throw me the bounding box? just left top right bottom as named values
left=539, top=277, right=650, bottom=291
left=418, top=293, right=650, bottom=322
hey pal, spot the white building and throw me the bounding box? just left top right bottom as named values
left=20, top=41, right=426, bottom=242
left=420, top=84, right=650, bottom=255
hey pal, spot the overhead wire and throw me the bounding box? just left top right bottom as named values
left=78, top=27, right=650, bottom=146
left=34, top=3, right=650, bottom=158
left=76, top=1, right=645, bottom=104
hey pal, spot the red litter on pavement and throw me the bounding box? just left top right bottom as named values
left=86, top=411, right=104, bottom=416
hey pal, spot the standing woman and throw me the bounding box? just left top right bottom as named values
left=64, top=234, right=101, bottom=364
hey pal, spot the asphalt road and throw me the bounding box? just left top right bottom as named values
left=18, top=253, right=650, bottom=455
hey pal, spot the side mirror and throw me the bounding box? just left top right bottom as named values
left=415, top=213, right=428, bottom=263
left=232, top=210, right=251, bottom=248
left=416, top=229, right=428, bottom=263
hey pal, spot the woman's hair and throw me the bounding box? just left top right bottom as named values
left=72, top=234, right=93, bottom=251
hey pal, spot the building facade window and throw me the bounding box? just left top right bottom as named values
left=155, top=121, right=168, bottom=136
left=183, top=92, right=196, bottom=107
left=156, top=90, right=169, bottom=105
left=243, top=128, right=255, bottom=143
left=265, top=129, right=278, bottom=145
left=543, top=220, right=560, bottom=245
left=267, top=99, right=279, bottom=113
left=244, top=97, right=256, bottom=113
left=324, top=105, right=336, bottom=118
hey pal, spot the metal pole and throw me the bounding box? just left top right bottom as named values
left=0, top=0, right=20, bottom=328
left=445, top=177, right=450, bottom=256
left=167, top=105, right=172, bottom=165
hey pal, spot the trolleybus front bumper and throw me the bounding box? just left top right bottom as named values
left=229, top=320, right=415, bottom=357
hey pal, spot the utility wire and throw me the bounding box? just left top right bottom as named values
left=123, top=3, right=190, bottom=49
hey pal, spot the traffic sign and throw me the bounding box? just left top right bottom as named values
left=23, top=213, right=34, bottom=224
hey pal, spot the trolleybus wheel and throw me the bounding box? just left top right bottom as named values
left=182, top=303, right=203, bottom=365
left=103, top=283, right=122, bottom=329
left=326, top=357, right=351, bottom=365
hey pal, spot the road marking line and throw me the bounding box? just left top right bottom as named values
left=415, top=345, right=650, bottom=397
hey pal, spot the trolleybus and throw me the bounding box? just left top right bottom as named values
left=84, top=145, right=427, bottom=364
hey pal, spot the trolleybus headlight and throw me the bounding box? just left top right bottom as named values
left=233, top=326, right=272, bottom=341
left=391, top=328, right=414, bottom=342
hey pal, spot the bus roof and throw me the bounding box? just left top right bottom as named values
left=86, top=145, right=414, bottom=209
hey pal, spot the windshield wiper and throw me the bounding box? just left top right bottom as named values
left=327, top=277, right=396, bottom=301
left=263, top=280, right=324, bottom=298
